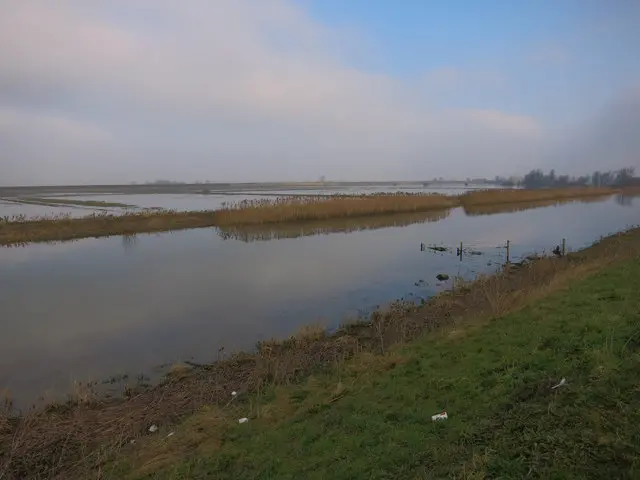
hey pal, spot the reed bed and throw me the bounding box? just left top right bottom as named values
left=214, top=193, right=456, bottom=226
left=459, top=186, right=617, bottom=207
left=0, top=209, right=219, bottom=245
left=620, top=185, right=640, bottom=196
left=462, top=195, right=610, bottom=217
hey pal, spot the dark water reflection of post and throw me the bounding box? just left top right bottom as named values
left=122, top=233, right=138, bottom=252
left=615, top=194, right=634, bottom=207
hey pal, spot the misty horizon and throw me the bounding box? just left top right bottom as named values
left=1, top=1, right=639, bottom=186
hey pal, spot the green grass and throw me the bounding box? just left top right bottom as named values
left=150, top=259, right=640, bottom=479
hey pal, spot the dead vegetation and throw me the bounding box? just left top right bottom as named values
left=2, top=227, right=639, bottom=479
left=459, top=186, right=616, bottom=207
left=213, top=193, right=457, bottom=227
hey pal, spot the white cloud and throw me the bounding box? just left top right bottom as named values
left=0, top=107, right=109, bottom=144
left=0, top=0, right=637, bottom=185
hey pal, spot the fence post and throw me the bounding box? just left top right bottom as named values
left=459, top=241, right=463, bottom=261
left=562, top=238, right=566, bottom=256
left=506, top=240, right=510, bottom=264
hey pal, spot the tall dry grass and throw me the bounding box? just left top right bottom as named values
left=459, top=186, right=616, bottom=207
left=0, top=209, right=219, bottom=245
left=214, top=193, right=457, bottom=227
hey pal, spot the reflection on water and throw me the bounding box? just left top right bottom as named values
left=615, top=191, right=640, bottom=207
left=122, top=234, right=138, bottom=252
left=462, top=195, right=613, bottom=217
left=217, top=209, right=451, bottom=242
left=0, top=183, right=500, bottom=219
left=1, top=196, right=639, bottom=406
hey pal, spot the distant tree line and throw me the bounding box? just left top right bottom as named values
left=511, top=167, right=636, bottom=189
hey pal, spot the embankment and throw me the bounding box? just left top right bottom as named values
left=1, top=227, right=639, bottom=479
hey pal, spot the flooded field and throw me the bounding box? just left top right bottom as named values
left=0, top=183, right=499, bottom=219
left=1, top=193, right=638, bottom=406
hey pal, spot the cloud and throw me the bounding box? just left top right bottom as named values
left=0, top=108, right=109, bottom=144
left=0, top=1, right=637, bottom=185
left=542, top=86, right=640, bottom=174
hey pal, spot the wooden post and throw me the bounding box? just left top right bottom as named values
left=506, top=240, right=510, bottom=264
left=420, top=242, right=425, bottom=252
left=459, top=241, right=463, bottom=261
left=562, top=238, right=566, bottom=256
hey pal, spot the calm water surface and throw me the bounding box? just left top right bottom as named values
left=0, top=195, right=638, bottom=405
left=0, top=184, right=497, bottom=219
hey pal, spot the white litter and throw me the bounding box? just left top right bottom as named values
left=431, top=411, right=448, bottom=421
left=167, top=432, right=175, bottom=438
left=231, top=391, right=237, bottom=397
left=238, top=417, right=249, bottom=424
left=551, top=378, right=568, bottom=389
left=148, top=424, right=158, bottom=433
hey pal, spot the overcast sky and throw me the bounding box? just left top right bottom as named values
left=1, top=0, right=639, bottom=186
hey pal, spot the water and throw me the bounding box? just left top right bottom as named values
left=0, top=183, right=496, bottom=219
left=0, top=195, right=638, bottom=405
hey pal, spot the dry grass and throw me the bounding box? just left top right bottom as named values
left=459, top=186, right=616, bottom=207
left=0, top=188, right=619, bottom=246
left=2, top=227, right=639, bottom=479
left=620, top=185, right=640, bottom=196
left=0, top=210, right=219, bottom=246
left=214, top=194, right=457, bottom=227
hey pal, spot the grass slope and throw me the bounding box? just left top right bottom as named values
left=156, top=259, right=640, bottom=479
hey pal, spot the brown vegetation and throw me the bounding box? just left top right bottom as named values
left=462, top=195, right=610, bottom=216
left=214, top=194, right=457, bottom=226
left=2, top=227, right=639, bottom=479
left=620, top=185, right=640, bottom=196
left=459, top=186, right=616, bottom=207
left=0, top=210, right=219, bottom=246
left=0, top=187, right=618, bottom=246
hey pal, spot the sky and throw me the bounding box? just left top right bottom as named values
left=0, top=0, right=639, bottom=186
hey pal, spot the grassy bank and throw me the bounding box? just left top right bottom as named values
left=158, top=252, right=640, bottom=479
left=0, top=187, right=617, bottom=245
left=1, top=228, right=639, bottom=479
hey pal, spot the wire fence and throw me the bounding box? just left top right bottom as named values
left=420, top=237, right=570, bottom=266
